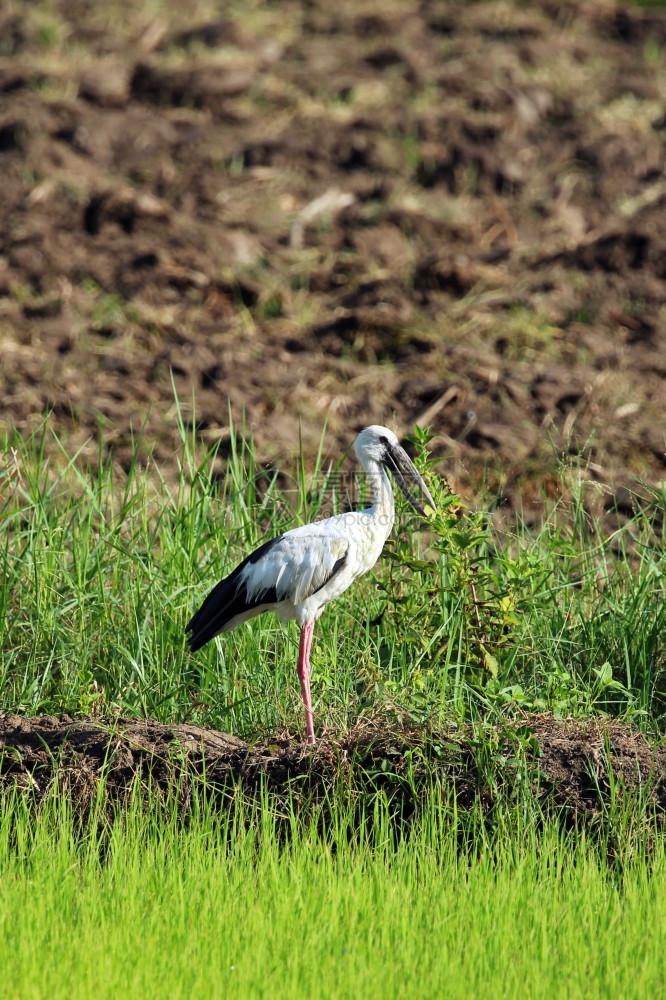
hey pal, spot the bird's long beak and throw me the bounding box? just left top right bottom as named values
left=383, top=443, right=436, bottom=516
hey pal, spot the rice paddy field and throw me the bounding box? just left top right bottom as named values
left=1, top=416, right=666, bottom=998
left=3, top=795, right=666, bottom=1000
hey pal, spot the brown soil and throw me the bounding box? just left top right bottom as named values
left=2, top=711, right=664, bottom=828
left=2, top=1, right=666, bottom=513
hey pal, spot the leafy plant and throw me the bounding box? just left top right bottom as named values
left=378, top=425, right=521, bottom=719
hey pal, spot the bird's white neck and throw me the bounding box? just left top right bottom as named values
left=363, top=458, right=395, bottom=528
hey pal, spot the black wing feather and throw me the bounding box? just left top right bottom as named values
left=186, top=535, right=283, bottom=651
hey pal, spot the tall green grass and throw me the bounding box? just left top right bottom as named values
left=1, top=412, right=666, bottom=736
left=0, top=788, right=664, bottom=1000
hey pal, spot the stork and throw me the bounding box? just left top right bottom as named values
left=186, top=425, right=435, bottom=744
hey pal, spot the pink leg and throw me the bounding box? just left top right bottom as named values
left=297, top=620, right=316, bottom=745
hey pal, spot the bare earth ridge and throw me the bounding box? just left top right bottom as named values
left=1, top=712, right=664, bottom=825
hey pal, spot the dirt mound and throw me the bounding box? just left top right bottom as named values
left=1, top=712, right=664, bottom=829
left=2, top=1, right=666, bottom=511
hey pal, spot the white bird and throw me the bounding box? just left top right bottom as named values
left=186, top=425, right=435, bottom=744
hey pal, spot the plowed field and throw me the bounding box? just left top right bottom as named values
left=2, top=1, right=666, bottom=515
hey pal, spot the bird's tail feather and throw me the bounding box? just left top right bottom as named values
left=186, top=574, right=240, bottom=650
left=186, top=568, right=278, bottom=651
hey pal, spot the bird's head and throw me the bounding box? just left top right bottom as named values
left=355, top=425, right=436, bottom=517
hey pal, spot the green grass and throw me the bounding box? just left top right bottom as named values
left=1, top=412, right=665, bottom=736
left=0, top=790, right=664, bottom=1000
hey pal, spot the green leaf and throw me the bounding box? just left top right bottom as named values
left=594, top=661, right=613, bottom=689
left=480, top=643, right=499, bottom=679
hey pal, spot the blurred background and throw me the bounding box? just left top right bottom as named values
left=1, top=0, right=666, bottom=518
